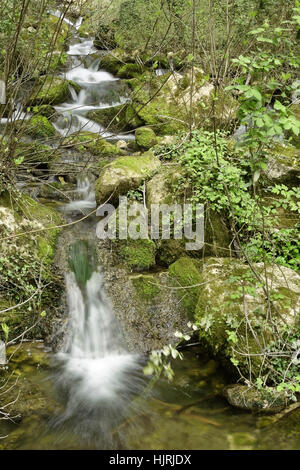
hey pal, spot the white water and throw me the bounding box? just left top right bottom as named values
left=51, top=10, right=83, bottom=30
left=53, top=179, right=144, bottom=443
left=53, top=37, right=133, bottom=139
left=61, top=177, right=96, bottom=214
left=57, top=270, right=140, bottom=406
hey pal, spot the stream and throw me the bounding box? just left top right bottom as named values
left=0, top=12, right=299, bottom=451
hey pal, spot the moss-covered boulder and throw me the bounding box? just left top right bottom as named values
left=135, top=127, right=158, bottom=150
left=26, top=115, right=56, bottom=139
left=63, top=132, right=126, bottom=157
left=95, top=151, right=161, bottom=206
left=87, top=103, right=143, bottom=133
left=264, top=144, right=300, bottom=186
left=99, top=50, right=127, bottom=75
left=117, top=239, right=156, bottom=271
left=194, top=257, right=300, bottom=377
left=29, top=77, right=80, bottom=106
left=168, top=257, right=202, bottom=319
left=223, top=384, right=292, bottom=414
left=289, top=103, right=300, bottom=148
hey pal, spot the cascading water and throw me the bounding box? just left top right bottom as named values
left=52, top=19, right=134, bottom=140
left=61, top=177, right=96, bottom=215
left=51, top=183, right=145, bottom=447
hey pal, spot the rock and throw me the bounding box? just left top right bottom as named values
left=168, top=257, right=203, bottom=319
left=117, top=63, right=147, bottom=79
left=223, top=384, right=292, bottom=414
left=96, top=243, right=190, bottom=353
left=28, top=77, right=80, bottom=106
left=128, top=72, right=237, bottom=135
left=95, top=151, right=161, bottom=206
left=264, top=144, right=300, bottom=186
left=26, top=115, right=56, bottom=139
left=87, top=102, right=143, bottom=133
left=14, top=141, right=60, bottom=176
left=99, top=52, right=123, bottom=74
left=63, top=132, right=126, bottom=157
left=194, top=257, right=300, bottom=377
left=0, top=192, right=63, bottom=340
left=117, top=239, right=156, bottom=271
left=135, top=127, right=158, bottom=150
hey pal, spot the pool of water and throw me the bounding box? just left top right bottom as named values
left=1, top=342, right=299, bottom=450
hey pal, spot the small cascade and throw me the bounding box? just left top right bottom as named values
left=54, top=240, right=143, bottom=444
left=61, top=176, right=96, bottom=215
left=52, top=29, right=133, bottom=138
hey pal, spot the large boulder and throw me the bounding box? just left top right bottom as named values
left=194, top=257, right=300, bottom=377
left=127, top=70, right=237, bottom=135
left=95, top=151, right=161, bottom=206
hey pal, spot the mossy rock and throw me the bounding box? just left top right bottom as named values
left=135, top=127, right=157, bottom=150
left=31, top=104, right=56, bottom=119
left=99, top=50, right=126, bottom=75
left=168, top=257, right=203, bottom=319
left=87, top=103, right=143, bottom=133
left=223, top=384, right=292, bottom=414
left=26, top=115, right=56, bottom=139
left=264, top=144, right=300, bottom=186
left=29, top=77, right=80, bottom=106
left=194, top=257, right=300, bottom=378
left=95, top=151, right=161, bottom=206
left=63, top=132, right=126, bottom=157
left=117, top=63, right=147, bottom=79
left=132, top=275, right=161, bottom=300
left=118, top=239, right=156, bottom=271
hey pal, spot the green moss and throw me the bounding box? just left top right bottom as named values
left=32, top=104, right=56, bottom=119
left=64, top=132, right=125, bottom=157
left=168, top=257, right=202, bottom=318
left=29, top=77, right=80, bottom=106
left=194, top=258, right=300, bottom=378
left=117, top=63, right=147, bottom=79
left=157, top=239, right=187, bottom=267
left=135, top=127, right=157, bottom=149
left=100, top=51, right=124, bottom=75
left=95, top=151, right=161, bottom=206
left=132, top=275, right=160, bottom=300
left=87, top=103, right=143, bottom=132
left=118, top=239, right=156, bottom=271
left=26, top=115, right=56, bottom=139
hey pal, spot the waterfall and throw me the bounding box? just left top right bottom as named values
left=52, top=185, right=144, bottom=445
